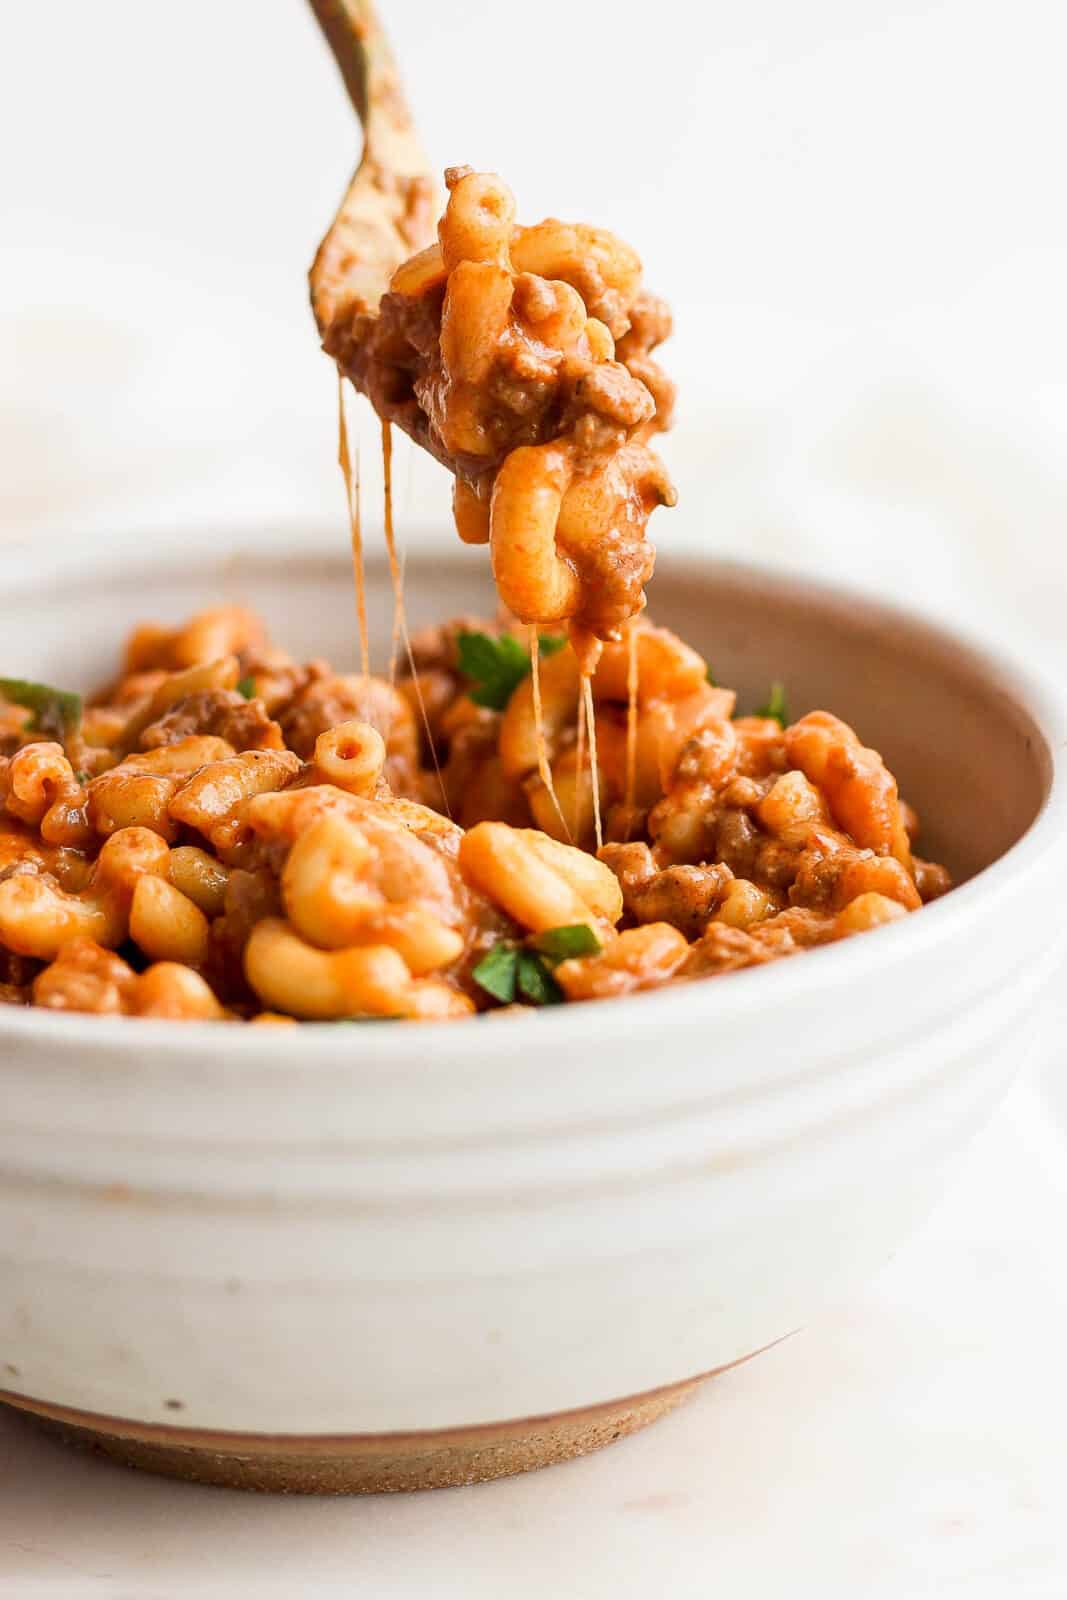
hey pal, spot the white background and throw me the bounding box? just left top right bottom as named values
left=1, top=2, right=1066, bottom=1595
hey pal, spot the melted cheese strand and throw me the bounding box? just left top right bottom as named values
left=378, top=419, right=450, bottom=816
left=529, top=624, right=571, bottom=842
left=380, top=418, right=403, bottom=685
left=401, top=613, right=452, bottom=821
left=388, top=556, right=404, bottom=689
left=573, top=673, right=587, bottom=840
left=582, top=672, right=603, bottom=851
left=337, top=368, right=370, bottom=677
left=625, top=619, right=639, bottom=829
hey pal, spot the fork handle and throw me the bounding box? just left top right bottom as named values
left=307, top=0, right=435, bottom=337
left=308, top=0, right=408, bottom=149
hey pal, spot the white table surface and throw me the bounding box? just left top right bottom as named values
left=2, top=1065, right=1065, bottom=1600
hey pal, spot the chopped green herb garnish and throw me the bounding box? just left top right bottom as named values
left=457, top=631, right=529, bottom=710
left=516, top=950, right=564, bottom=1006
left=532, top=923, right=602, bottom=962
left=75, top=769, right=90, bottom=784
left=0, top=677, right=82, bottom=742
left=754, top=681, right=789, bottom=727
left=471, top=943, right=520, bottom=1003
left=456, top=629, right=567, bottom=711
left=472, top=932, right=577, bottom=1007
left=705, top=664, right=717, bottom=686
left=236, top=675, right=256, bottom=700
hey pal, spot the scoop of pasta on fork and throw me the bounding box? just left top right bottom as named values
left=308, top=6, right=676, bottom=658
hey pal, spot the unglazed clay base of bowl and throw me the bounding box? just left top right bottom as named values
left=2, top=1377, right=705, bottom=1494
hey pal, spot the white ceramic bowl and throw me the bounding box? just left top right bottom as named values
left=2, top=526, right=1065, bottom=1491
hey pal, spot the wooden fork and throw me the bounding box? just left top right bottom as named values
left=307, top=0, right=437, bottom=348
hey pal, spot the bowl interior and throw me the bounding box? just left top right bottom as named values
left=4, top=532, right=1052, bottom=883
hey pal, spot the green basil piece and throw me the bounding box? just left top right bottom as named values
left=754, top=680, right=789, bottom=727
left=457, top=629, right=568, bottom=712
left=516, top=951, right=564, bottom=1006
left=533, top=923, right=602, bottom=962
left=0, top=678, right=82, bottom=742
left=471, top=943, right=519, bottom=1003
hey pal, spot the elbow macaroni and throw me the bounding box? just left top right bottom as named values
left=312, top=720, right=386, bottom=796
left=244, top=917, right=472, bottom=1021
left=459, top=821, right=621, bottom=936
left=0, top=825, right=170, bottom=959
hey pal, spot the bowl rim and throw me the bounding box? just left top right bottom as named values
left=2, top=523, right=1065, bottom=1061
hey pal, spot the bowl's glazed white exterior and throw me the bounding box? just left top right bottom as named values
left=1, top=528, right=1065, bottom=1487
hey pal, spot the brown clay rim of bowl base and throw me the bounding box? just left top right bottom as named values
left=0, top=1339, right=785, bottom=1494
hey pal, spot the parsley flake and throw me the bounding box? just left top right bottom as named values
left=236, top=675, right=256, bottom=700
left=457, top=629, right=567, bottom=711
left=471, top=943, right=519, bottom=1003
left=754, top=681, right=789, bottom=727
left=516, top=950, right=563, bottom=1006
left=532, top=924, right=602, bottom=962
left=0, top=678, right=82, bottom=743
left=472, top=931, right=580, bottom=1007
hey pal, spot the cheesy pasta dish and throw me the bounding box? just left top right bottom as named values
left=0, top=605, right=949, bottom=1022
